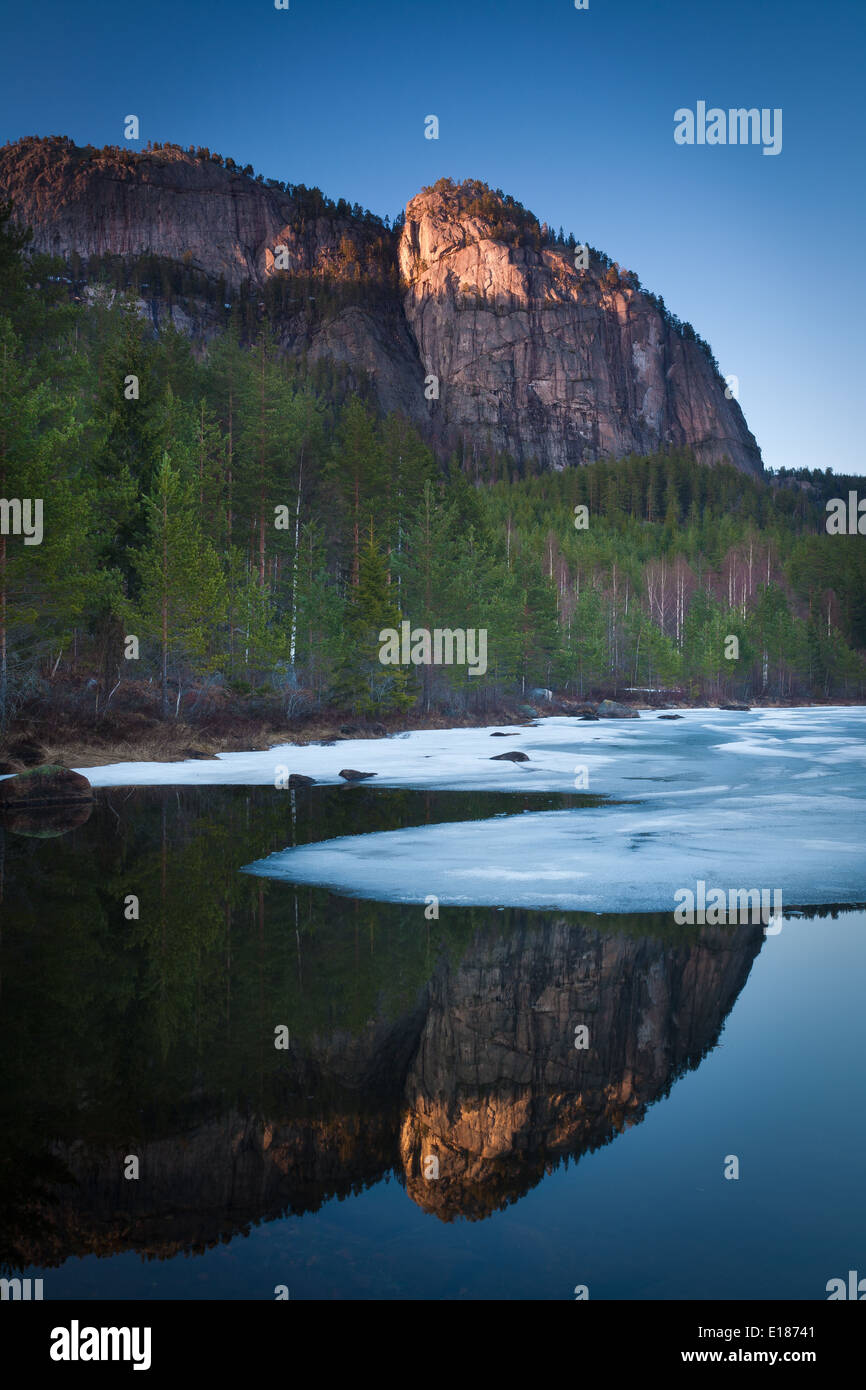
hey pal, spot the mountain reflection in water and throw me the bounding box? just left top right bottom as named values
left=0, top=784, right=767, bottom=1275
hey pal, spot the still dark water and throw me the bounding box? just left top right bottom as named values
left=1, top=784, right=863, bottom=1300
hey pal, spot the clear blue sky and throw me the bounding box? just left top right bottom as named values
left=2, top=0, right=864, bottom=475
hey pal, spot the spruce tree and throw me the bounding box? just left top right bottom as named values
left=334, top=531, right=412, bottom=715
left=135, top=453, right=226, bottom=717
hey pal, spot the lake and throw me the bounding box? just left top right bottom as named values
left=1, top=711, right=864, bottom=1299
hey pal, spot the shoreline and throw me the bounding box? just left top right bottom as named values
left=2, top=695, right=864, bottom=773
left=3, top=707, right=865, bottom=917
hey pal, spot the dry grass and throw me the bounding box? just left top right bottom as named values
left=1, top=698, right=534, bottom=771
left=2, top=676, right=846, bottom=774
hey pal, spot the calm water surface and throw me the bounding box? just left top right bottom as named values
left=1, top=784, right=863, bottom=1299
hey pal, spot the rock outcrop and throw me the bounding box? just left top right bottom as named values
left=399, top=181, right=761, bottom=474
left=0, top=137, right=762, bottom=475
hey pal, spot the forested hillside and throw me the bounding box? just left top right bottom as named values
left=0, top=201, right=863, bottom=742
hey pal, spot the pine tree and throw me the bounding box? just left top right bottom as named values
left=136, top=453, right=226, bottom=717
left=334, top=531, right=412, bottom=715
left=328, top=397, right=386, bottom=587
left=292, top=520, right=343, bottom=703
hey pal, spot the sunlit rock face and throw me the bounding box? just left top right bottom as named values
left=398, top=918, right=761, bottom=1219
left=0, top=137, right=379, bottom=285
left=5, top=915, right=761, bottom=1264
left=0, top=139, right=761, bottom=474
left=399, top=183, right=761, bottom=475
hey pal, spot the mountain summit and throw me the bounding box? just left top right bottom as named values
left=0, top=136, right=762, bottom=475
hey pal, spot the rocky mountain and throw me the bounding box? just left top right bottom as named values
left=0, top=135, right=762, bottom=475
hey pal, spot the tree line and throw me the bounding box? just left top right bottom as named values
left=0, top=201, right=863, bottom=731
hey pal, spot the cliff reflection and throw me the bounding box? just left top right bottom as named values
left=0, top=786, right=762, bottom=1268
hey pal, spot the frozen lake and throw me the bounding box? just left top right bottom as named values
left=78, top=708, right=866, bottom=912
left=2, top=729, right=864, bottom=1300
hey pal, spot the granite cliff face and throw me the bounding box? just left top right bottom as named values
left=399, top=918, right=759, bottom=1220
left=400, top=183, right=762, bottom=474
left=0, top=136, right=762, bottom=474
left=0, top=137, right=381, bottom=286
left=0, top=136, right=426, bottom=420
left=4, top=916, right=761, bottom=1264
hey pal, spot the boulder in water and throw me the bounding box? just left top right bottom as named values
left=571, top=703, right=600, bottom=720
left=0, top=764, right=93, bottom=808
left=597, top=700, right=639, bottom=719
left=2, top=802, right=93, bottom=837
